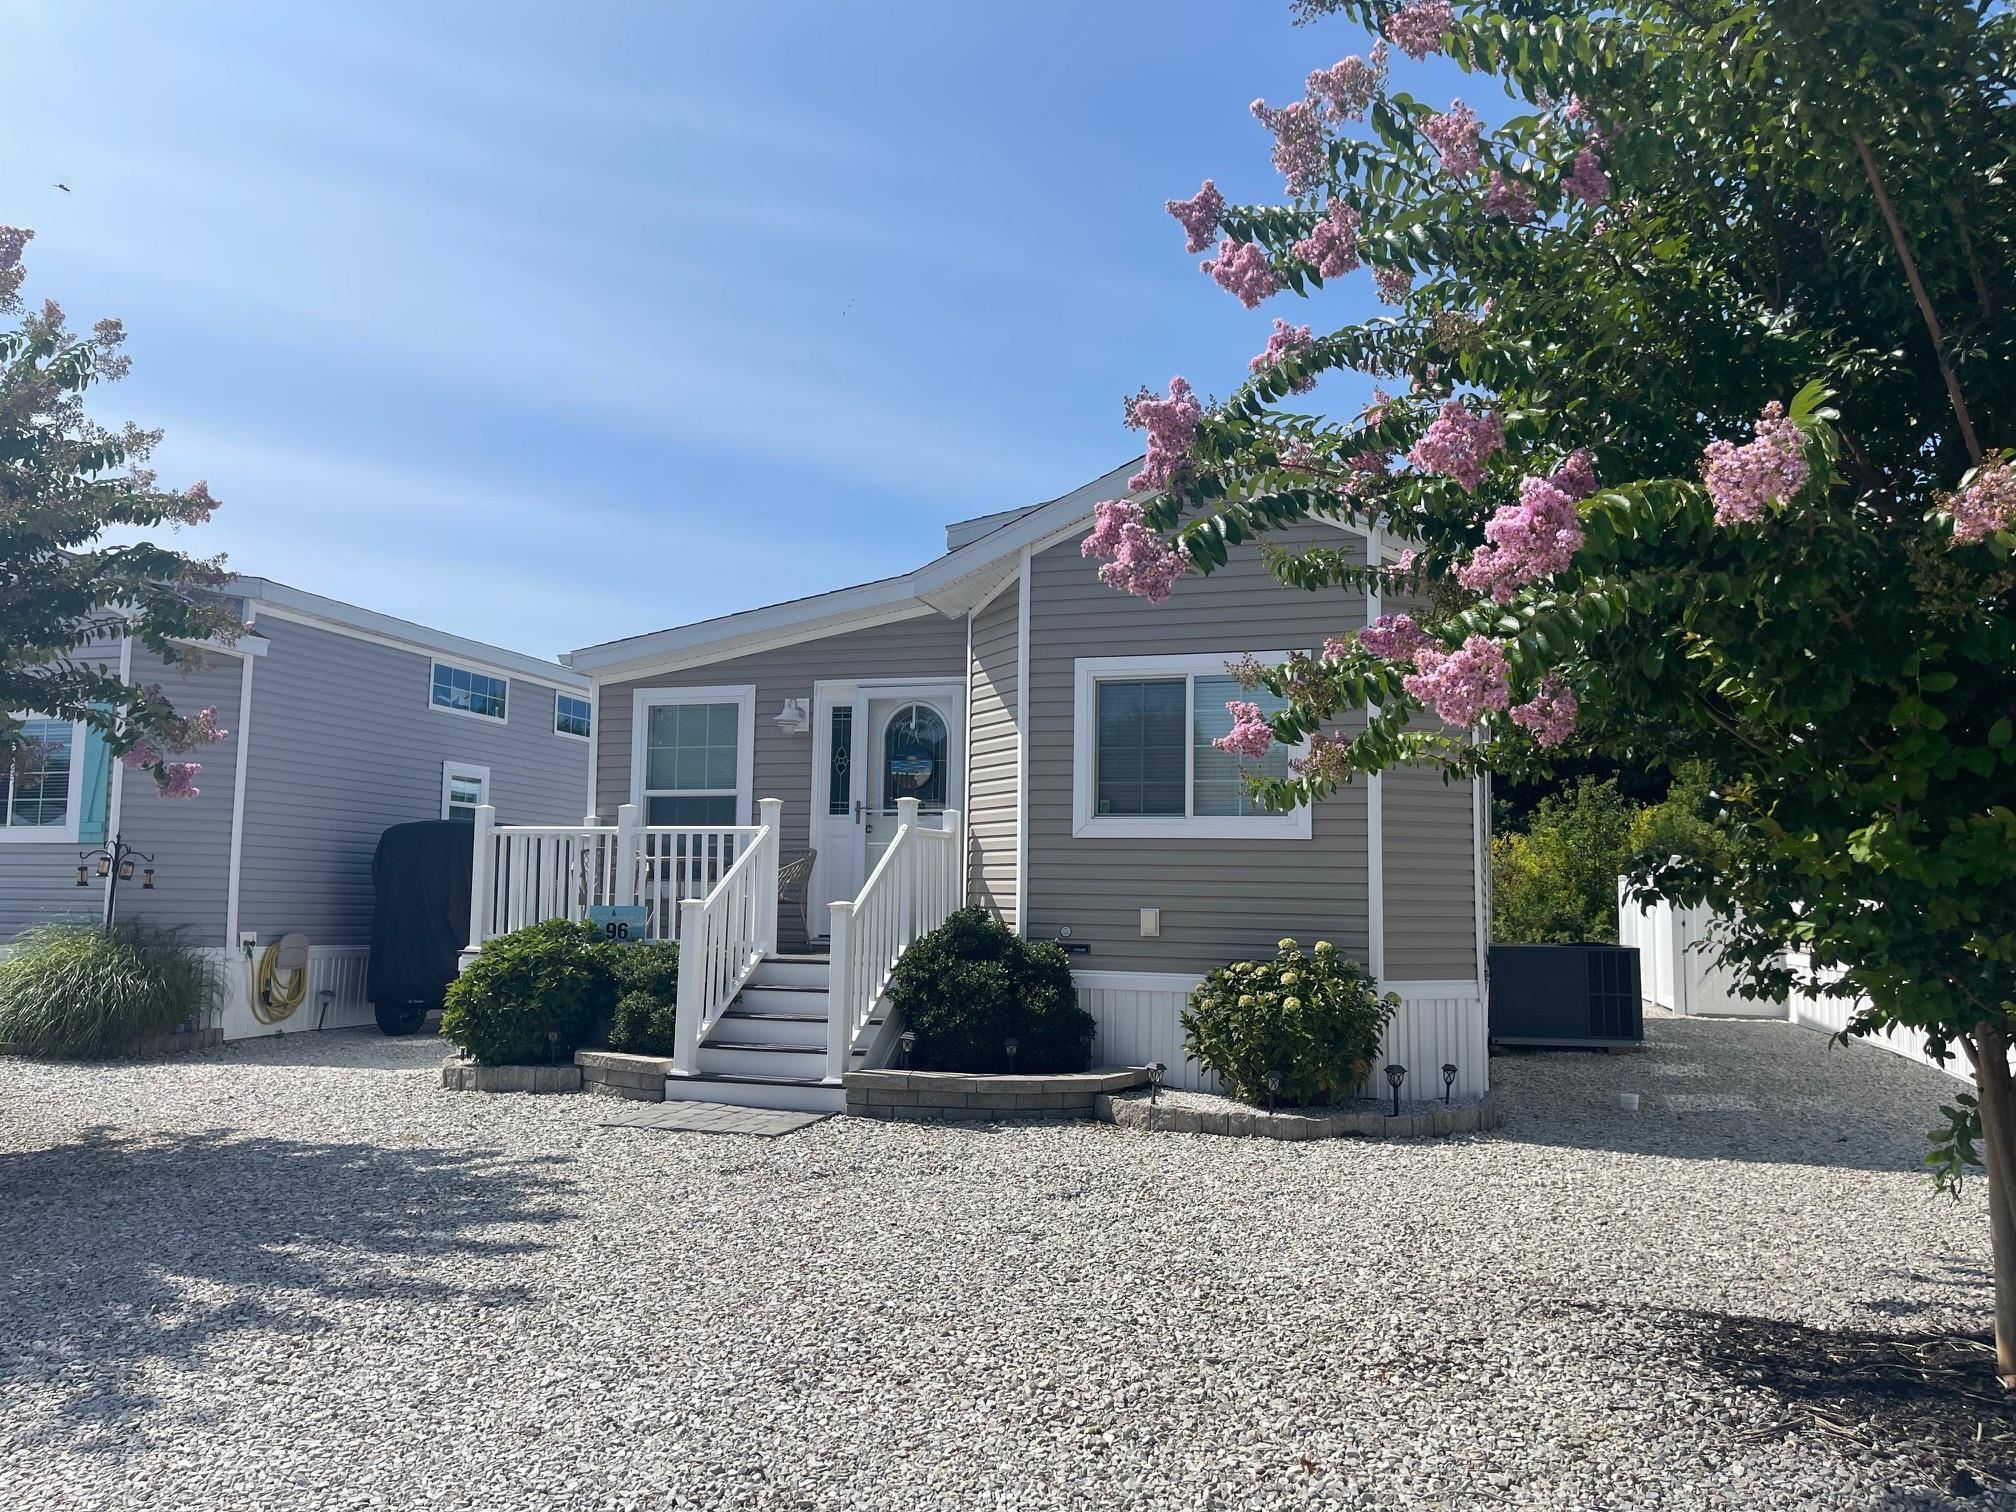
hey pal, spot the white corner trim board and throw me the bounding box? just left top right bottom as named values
left=1013, top=550, right=1031, bottom=936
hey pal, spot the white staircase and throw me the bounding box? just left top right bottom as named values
left=662, top=954, right=852, bottom=1113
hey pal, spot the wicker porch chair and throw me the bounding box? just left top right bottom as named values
left=775, top=848, right=818, bottom=950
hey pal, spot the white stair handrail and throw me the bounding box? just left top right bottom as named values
left=671, top=798, right=783, bottom=1075
left=826, top=797, right=964, bottom=1079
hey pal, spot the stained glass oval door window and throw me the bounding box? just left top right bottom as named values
left=880, top=703, right=947, bottom=810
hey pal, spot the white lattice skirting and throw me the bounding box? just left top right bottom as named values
left=1075, top=972, right=1490, bottom=1101
left=210, top=945, right=376, bottom=1041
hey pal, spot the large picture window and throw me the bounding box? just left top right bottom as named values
left=1, top=717, right=83, bottom=841
left=632, top=686, right=754, bottom=827
left=1072, top=655, right=1310, bottom=840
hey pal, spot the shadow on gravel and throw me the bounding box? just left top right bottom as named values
left=0, top=1126, right=572, bottom=1447
left=1664, top=1307, right=2012, bottom=1501
left=1486, top=1017, right=1971, bottom=1174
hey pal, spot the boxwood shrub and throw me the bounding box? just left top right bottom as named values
left=605, top=941, right=681, bottom=1056
left=1182, top=938, right=1398, bottom=1106
left=442, top=919, right=615, bottom=1066
left=0, top=922, right=220, bottom=1058
left=887, top=906, right=1091, bottom=1074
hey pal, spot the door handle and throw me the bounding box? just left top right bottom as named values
left=853, top=799, right=864, bottom=825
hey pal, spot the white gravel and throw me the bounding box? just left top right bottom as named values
left=0, top=1012, right=1996, bottom=1510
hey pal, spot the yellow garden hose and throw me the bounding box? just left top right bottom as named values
left=247, top=940, right=309, bottom=1025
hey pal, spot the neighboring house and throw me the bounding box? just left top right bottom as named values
left=1, top=576, right=592, bottom=1038
left=545, top=462, right=1490, bottom=1107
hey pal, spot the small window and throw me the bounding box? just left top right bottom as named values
left=880, top=703, right=948, bottom=811
left=431, top=661, right=507, bottom=721
left=1072, top=656, right=1310, bottom=840
left=3, top=718, right=78, bottom=833
left=826, top=705, right=852, bottom=816
left=638, top=693, right=749, bottom=826
left=555, top=692, right=592, bottom=739
left=442, top=762, right=490, bottom=821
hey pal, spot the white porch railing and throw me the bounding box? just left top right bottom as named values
left=826, top=797, right=964, bottom=1079
left=671, top=798, right=782, bottom=1073
left=467, top=803, right=764, bottom=948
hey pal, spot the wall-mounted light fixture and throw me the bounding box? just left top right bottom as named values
left=772, top=697, right=811, bottom=736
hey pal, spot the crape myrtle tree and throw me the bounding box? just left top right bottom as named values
left=2, top=228, right=233, bottom=797
left=1086, top=2, right=2016, bottom=1376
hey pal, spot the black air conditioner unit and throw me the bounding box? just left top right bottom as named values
left=1488, top=943, right=1643, bottom=1047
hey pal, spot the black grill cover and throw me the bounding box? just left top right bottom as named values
left=367, top=820, right=475, bottom=1011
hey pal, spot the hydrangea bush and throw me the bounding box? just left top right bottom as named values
left=1096, top=0, right=2016, bottom=1379
left=1182, top=939, right=1398, bottom=1107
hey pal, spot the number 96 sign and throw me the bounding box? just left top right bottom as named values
left=588, top=905, right=649, bottom=943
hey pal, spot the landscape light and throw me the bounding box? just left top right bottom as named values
left=1384, top=1063, right=1406, bottom=1118
left=1441, top=1063, right=1458, bottom=1103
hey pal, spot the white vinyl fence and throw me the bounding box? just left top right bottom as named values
left=1617, top=880, right=1968, bottom=1082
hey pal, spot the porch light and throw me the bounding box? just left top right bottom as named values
left=771, top=698, right=811, bottom=736
left=1384, top=1063, right=1406, bottom=1117
left=1004, top=1036, right=1019, bottom=1074
left=899, top=1029, right=916, bottom=1068
left=1441, top=1063, right=1458, bottom=1103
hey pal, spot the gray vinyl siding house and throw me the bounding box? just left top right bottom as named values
left=0, top=578, right=590, bottom=1038
left=566, top=461, right=1492, bottom=1096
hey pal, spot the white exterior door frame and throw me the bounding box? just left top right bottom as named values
left=807, top=675, right=964, bottom=938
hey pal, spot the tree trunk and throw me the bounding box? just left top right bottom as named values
left=1968, top=1023, right=2016, bottom=1388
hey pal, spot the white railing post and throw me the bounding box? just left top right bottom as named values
left=827, top=900, right=853, bottom=1080
left=945, top=806, right=964, bottom=914
left=896, top=797, right=919, bottom=946
left=757, top=797, right=783, bottom=954
left=467, top=804, right=496, bottom=948
left=673, top=896, right=706, bottom=1074
left=615, top=802, right=641, bottom=908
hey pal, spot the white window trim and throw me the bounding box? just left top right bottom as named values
left=1071, top=653, right=1312, bottom=840
left=1, top=713, right=88, bottom=845
left=441, top=761, right=491, bottom=820
left=428, top=659, right=509, bottom=724
left=629, top=685, right=756, bottom=827
left=553, top=690, right=592, bottom=741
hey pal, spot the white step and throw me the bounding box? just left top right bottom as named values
left=747, top=957, right=829, bottom=990
left=719, top=1006, right=827, bottom=1044
left=662, top=1072, right=844, bottom=1114
left=697, top=1041, right=827, bottom=1079
left=734, top=983, right=829, bottom=1016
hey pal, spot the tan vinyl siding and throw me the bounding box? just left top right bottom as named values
left=594, top=612, right=970, bottom=945
left=965, top=581, right=1019, bottom=928
left=1024, top=528, right=1370, bottom=975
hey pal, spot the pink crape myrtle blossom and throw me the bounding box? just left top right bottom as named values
left=1252, top=98, right=1327, bottom=197
left=1549, top=448, right=1599, bottom=502
left=1458, top=474, right=1585, bottom=602
left=1949, top=460, right=2016, bottom=545
left=1124, top=376, right=1203, bottom=492
left=1407, top=402, right=1506, bottom=492
left=1562, top=148, right=1610, bottom=205
left=1700, top=401, right=1809, bottom=525
left=1250, top=319, right=1317, bottom=392
left=1292, top=201, right=1361, bottom=278
left=1357, top=612, right=1433, bottom=663
left=156, top=763, right=202, bottom=799
left=1165, top=180, right=1226, bottom=255
left=1420, top=102, right=1483, bottom=177
left=1082, top=500, right=1191, bottom=603
left=1308, top=42, right=1387, bottom=123
left=1291, top=731, right=1354, bottom=784
left=1403, top=635, right=1512, bottom=726
left=1482, top=171, right=1537, bottom=220
left=1213, top=702, right=1277, bottom=759
left=1510, top=675, right=1579, bottom=747
left=1372, top=264, right=1413, bottom=305
left=1203, top=238, right=1281, bottom=307
left=1386, top=0, right=1454, bottom=61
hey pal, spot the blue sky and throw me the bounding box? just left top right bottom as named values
left=1, top=1, right=1474, bottom=659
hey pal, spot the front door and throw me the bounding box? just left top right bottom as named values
left=810, top=679, right=964, bottom=935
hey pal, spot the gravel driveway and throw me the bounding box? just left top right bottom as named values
left=0, top=1013, right=1997, bottom=1511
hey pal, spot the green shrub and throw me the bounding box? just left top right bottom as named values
left=887, top=906, right=1091, bottom=1073
left=602, top=939, right=682, bottom=1056
left=1491, top=776, right=1635, bottom=944
left=442, top=919, right=619, bottom=1066
left=0, top=922, right=220, bottom=1058
left=1182, top=939, right=1397, bottom=1107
